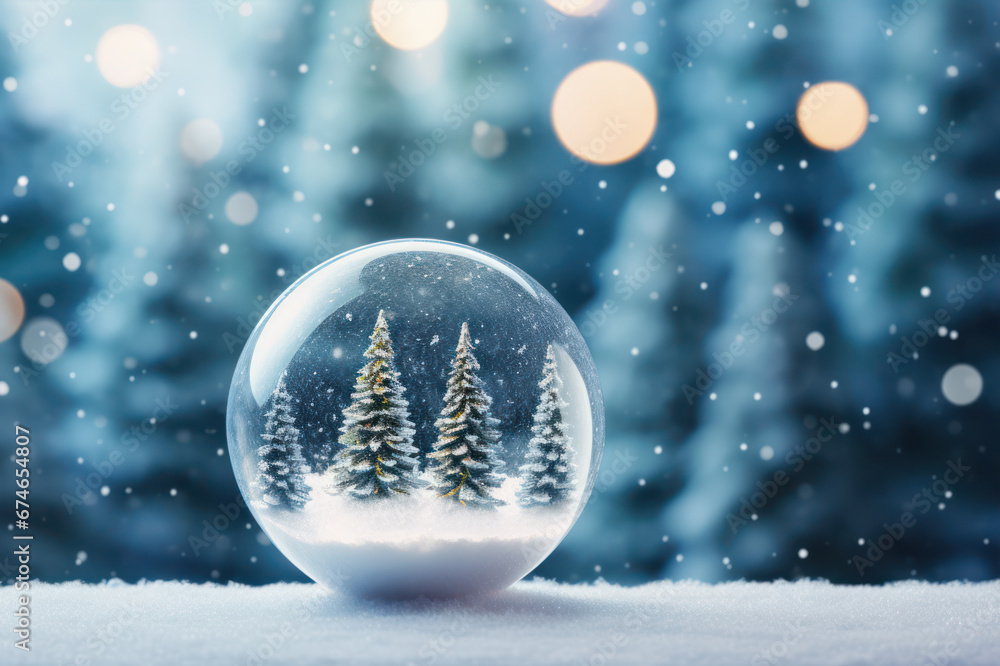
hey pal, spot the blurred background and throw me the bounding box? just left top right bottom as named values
left=0, top=0, right=997, bottom=588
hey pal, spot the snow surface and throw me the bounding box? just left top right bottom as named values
left=3, top=579, right=998, bottom=665
left=256, top=473, right=579, bottom=596
left=283, top=473, right=580, bottom=546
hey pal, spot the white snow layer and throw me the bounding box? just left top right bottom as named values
left=2, top=579, right=998, bottom=665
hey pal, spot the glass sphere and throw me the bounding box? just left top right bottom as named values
left=227, top=239, right=604, bottom=598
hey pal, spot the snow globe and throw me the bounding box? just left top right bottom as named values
left=226, top=239, right=605, bottom=598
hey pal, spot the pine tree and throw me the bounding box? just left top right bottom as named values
left=255, top=371, right=311, bottom=510
left=329, top=310, right=419, bottom=499
left=518, top=345, right=578, bottom=507
left=427, top=322, right=506, bottom=507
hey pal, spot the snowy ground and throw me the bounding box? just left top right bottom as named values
left=2, top=579, right=998, bottom=665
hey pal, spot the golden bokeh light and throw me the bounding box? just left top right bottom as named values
left=551, top=61, right=658, bottom=166
left=96, top=24, right=161, bottom=88
left=796, top=81, right=869, bottom=151
left=544, top=0, right=610, bottom=17
left=371, top=0, right=449, bottom=51
left=0, top=278, right=25, bottom=344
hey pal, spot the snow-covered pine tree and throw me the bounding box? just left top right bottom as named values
left=255, top=371, right=311, bottom=510
left=329, top=310, right=420, bottom=499
left=518, top=345, right=578, bottom=507
left=427, top=322, right=506, bottom=507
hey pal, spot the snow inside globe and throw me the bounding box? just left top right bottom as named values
left=226, top=239, right=605, bottom=598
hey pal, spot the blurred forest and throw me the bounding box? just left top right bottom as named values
left=0, top=0, right=997, bottom=587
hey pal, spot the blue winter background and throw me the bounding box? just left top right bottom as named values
left=0, top=0, right=997, bottom=589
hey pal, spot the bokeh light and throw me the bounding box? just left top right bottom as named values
left=180, top=119, right=224, bottom=164
left=941, top=364, right=983, bottom=406
left=656, top=159, right=676, bottom=179
left=225, top=191, right=259, bottom=226
left=551, top=61, right=657, bottom=165
left=805, top=331, right=826, bottom=351
left=544, top=0, right=610, bottom=17
left=371, top=0, right=448, bottom=51
left=20, top=317, right=68, bottom=365
left=471, top=121, right=507, bottom=159
left=63, top=252, right=81, bottom=272
left=796, top=81, right=869, bottom=151
left=96, top=25, right=161, bottom=88
left=0, top=278, right=25, bottom=343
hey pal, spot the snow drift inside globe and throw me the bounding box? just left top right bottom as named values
left=226, top=239, right=605, bottom=597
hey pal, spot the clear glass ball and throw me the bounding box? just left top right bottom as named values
left=227, top=239, right=604, bottom=598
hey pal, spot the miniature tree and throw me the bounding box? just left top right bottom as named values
left=518, top=345, right=578, bottom=507
left=329, top=310, right=419, bottom=499
left=256, top=371, right=311, bottom=510
left=427, top=322, right=506, bottom=507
